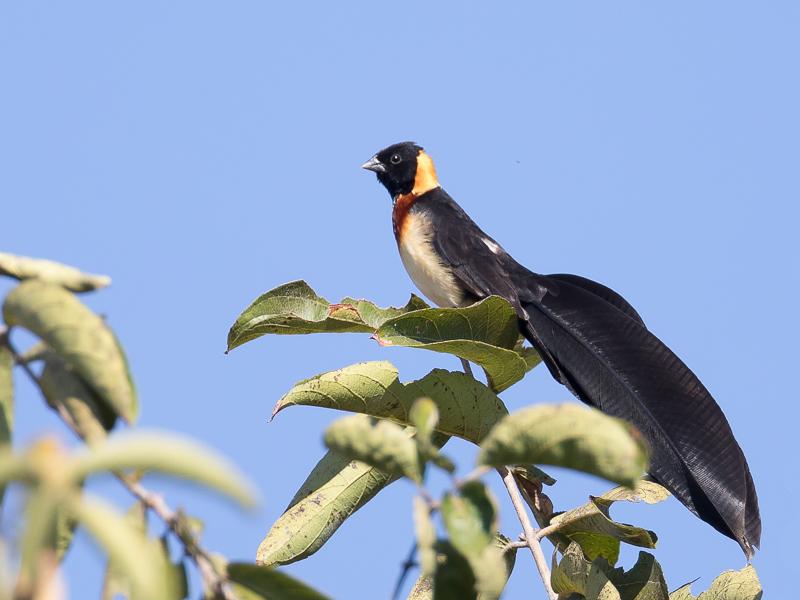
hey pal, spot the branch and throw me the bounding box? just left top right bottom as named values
left=498, top=467, right=557, bottom=600
left=390, top=541, right=417, bottom=600
left=457, top=360, right=557, bottom=600
left=2, top=331, right=236, bottom=600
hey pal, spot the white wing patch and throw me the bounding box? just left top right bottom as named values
left=482, top=237, right=502, bottom=255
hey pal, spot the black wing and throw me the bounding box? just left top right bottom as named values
left=520, top=277, right=760, bottom=556
left=421, top=189, right=760, bottom=555
left=422, top=189, right=567, bottom=383
left=546, top=273, right=645, bottom=326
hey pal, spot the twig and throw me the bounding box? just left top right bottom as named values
left=459, top=358, right=474, bottom=377
left=498, top=468, right=557, bottom=600
left=456, top=359, right=557, bottom=600
left=456, top=465, right=490, bottom=487
left=501, top=539, right=528, bottom=553
left=534, top=521, right=564, bottom=541
left=391, top=541, right=418, bottom=600
left=2, top=331, right=236, bottom=600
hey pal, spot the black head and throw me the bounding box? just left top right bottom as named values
left=362, top=141, right=429, bottom=197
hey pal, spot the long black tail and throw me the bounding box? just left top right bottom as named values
left=520, top=273, right=760, bottom=557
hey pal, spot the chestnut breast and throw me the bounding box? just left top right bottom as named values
left=394, top=200, right=465, bottom=308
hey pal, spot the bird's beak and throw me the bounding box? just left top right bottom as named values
left=361, top=155, right=386, bottom=173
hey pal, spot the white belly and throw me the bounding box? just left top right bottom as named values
left=397, top=211, right=464, bottom=308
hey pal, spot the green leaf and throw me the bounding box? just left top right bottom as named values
left=0, top=342, right=13, bottom=448
left=410, top=397, right=438, bottom=447
left=274, top=362, right=507, bottom=444
left=440, top=483, right=507, bottom=600
left=0, top=448, right=30, bottom=487
left=514, top=336, right=542, bottom=371
left=551, top=542, right=591, bottom=596
left=669, top=565, right=762, bottom=600
left=491, top=534, right=517, bottom=600
left=549, top=481, right=670, bottom=565
left=406, top=534, right=517, bottom=600
left=69, top=432, right=257, bottom=507
left=54, top=506, right=78, bottom=562
left=431, top=540, right=477, bottom=600
left=323, top=415, right=422, bottom=482
left=68, top=494, right=167, bottom=600
left=0, top=341, right=13, bottom=505
left=551, top=542, right=621, bottom=600
left=410, top=397, right=455, bottom=473
left=39, top=353, right=116, bottom=445
left=2, top=280, right=137, bottom=423
left=19, top=490, right=59, bottom=586
left=0, top=252, right=111, bottom=292
left=227, top=563, right=331, bottom=600
left=101, top=501, right=147, bottom=600
left=511, top=465, right=556, bottom=487
left=257, top=450, right=397, bottom=566
left=414, top=496, right=437, bottom=575
left=157, top=538, right=188, bottom=600
left=471, top=544, right=511, bottom=600
left=337, top=295, right=430, bottom=329
left=441, top=482, right=497, bottom=560
left=605, top=551, right=668, bottom=600
left=100, top=503, right=186, bottom=600
left=587, top=566, right=623, bottom=600
left=477, top=404, right=648, bottom=487
left=375, top=296, right=537, bottom=392
left=226, top=280, right=427, bottom=351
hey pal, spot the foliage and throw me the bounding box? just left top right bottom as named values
left=0, top=256, right=323, bottom=600
left=0, top=261, right=763, bottom=600
left=227, top=280, right=763, bottom=600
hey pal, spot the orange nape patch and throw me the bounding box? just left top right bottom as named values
left=393, top=149, right=440, bottom=240
left=412, top=150, right=440, bottom=196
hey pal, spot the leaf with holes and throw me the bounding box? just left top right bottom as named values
left=274, top=361, right=507, bottom=444
left=375, top=296, right=538, bottom=392
left=2, top=280, right=137, bottom=422
left=257, top=450, right=397, bottom=566
left=259, top=430, right=447, bottom=567
left=226, top=280, right=427, bottom=351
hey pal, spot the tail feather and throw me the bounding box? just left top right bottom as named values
left=521, top=276, right=760, bottom=556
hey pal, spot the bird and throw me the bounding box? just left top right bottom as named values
left=362, top=141, right=760, bottom=558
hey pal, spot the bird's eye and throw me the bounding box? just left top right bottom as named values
left=390, top=154, right=402, bottom=164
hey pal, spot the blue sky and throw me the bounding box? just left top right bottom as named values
left=1, top=2, right=797, bottom=598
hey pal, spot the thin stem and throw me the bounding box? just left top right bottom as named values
left=2, top=331, right=235, bottom=600
left=459, top=358, right=474, bottom=377
left=391, top=541, right=418, bottom=600
left=501, top=539, right=528, bottom=553
left=455, top=359, right=557, bottom=600
left=498, top=467, right=557, bottom=600
left=534, top=521, right=563, bottom=541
